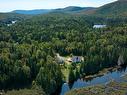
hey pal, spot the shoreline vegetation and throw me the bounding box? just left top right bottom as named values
left=84, top=66, right=121, bottom=80
left=66, top=72, right=127, bottom=95
left=62, top=63, right=121, bottom=83
left=66, top=80, right=127, bottom=95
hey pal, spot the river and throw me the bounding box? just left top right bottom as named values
left=60, top=66, right=127, bottom=95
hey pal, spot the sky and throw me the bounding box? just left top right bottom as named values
left=0, top=0, right=117, bottom=12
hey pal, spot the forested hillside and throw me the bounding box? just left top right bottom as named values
left=0, top=12, right=127, bottom=95
left=0, top=13, right=28, bottom=21
left=0, top=13, right=30, bottom=27
left=81, top=0, right=127, bottom=17
left=0, top=14, right=91, bottom=94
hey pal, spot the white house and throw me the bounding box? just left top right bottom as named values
left=71, top=56, right=84, bottom=63
left=93, top=25, right=106, bottom=28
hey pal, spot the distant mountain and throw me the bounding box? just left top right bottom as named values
left=82, top=0, right=127, bottom=17
left=53, top=6, right=95, bottom=13
left=3, top=0, right=127, bottom=17
left=12, top=9, right=52, bottom=15
left=11, top=6, right=95, bottom=15
left=9, top=0, right=127, bottom=17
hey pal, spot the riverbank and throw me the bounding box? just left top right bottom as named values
left=60, top=65, right=127, bottom=95
left=66, top=73, right=127, bottom=95
left=63, top=65, right=121, bottom=83
left=84, top=66, right=121, bottom=80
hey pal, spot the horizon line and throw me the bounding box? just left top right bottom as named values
left=0, top=6, right=97, bottom=13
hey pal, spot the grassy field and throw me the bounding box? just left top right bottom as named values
left=61, top=64, right=71, bottom=81
left=61, top=62, right=81, bottom=82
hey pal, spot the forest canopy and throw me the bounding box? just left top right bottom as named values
left=0, top=13, right=127, bottom=94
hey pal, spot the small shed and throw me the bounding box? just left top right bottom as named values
left=56, top=53, right=65, bottom=64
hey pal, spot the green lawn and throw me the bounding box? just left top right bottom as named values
left=61, top=64, right=71, bottom=82
left=61, top=62, right=81, bottom=82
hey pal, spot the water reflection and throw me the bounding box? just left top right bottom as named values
left=60, top=83, right=70, bottom=95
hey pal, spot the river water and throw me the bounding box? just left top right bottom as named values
left=60, top=66, right=127, bottom=95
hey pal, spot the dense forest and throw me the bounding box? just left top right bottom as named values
left=0, top=12, right=127, bottom=95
